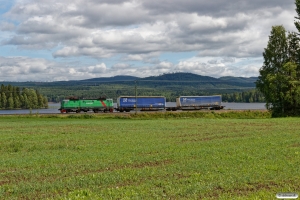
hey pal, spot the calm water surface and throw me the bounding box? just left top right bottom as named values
left=0, top=102, right=266, bottom=115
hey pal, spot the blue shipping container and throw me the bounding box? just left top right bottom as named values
left=118, top=96, right=166, bottom=109
left=177, top=96, right=222, bottom=107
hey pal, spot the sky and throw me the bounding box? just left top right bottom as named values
left=0, top=0, right=298, bottom=81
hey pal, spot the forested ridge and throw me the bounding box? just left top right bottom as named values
left=0, top=84, right=48, bottom=109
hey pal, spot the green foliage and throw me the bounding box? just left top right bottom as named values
left=1, top=92, right=7, bottom=109
left=256, top=25, right=300, bottom=116
left=222, top=90, right=265, bottom=102
left=7, top=94, right=14, bottom=109
left=0, top=84, right=48, bottom=110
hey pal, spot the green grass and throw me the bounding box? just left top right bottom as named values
left=0, top=115, right=299, bottom=199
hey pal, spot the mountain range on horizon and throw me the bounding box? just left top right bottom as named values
left=78, top=72, right=258, bottom=85
left=0, top=72, right=258, bottom=84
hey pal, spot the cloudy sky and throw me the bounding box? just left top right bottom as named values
left=0, top=0, right=298, bottom=81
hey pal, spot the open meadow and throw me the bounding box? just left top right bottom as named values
left=0, top=112, right=299, bottom=199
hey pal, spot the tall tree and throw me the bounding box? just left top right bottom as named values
left=1, top=92, right=7, bottom=109
left=22, top=93, right=29, bottom=109
left=256, top=26, right=300, bottom=116
left=43, top=96, right=49, bottom=108
left=256, top=26, right=288, bottom=114
left=7, top=93, right=14, bottom=109
left=14, top=95, right=21, bottom=109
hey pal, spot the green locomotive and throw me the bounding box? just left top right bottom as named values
left=59, top=97, right=114, bottom=113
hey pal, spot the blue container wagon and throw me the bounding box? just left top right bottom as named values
left=167, top=95, right=224, bottom=111
left=116, top=96, right=166, bottom=112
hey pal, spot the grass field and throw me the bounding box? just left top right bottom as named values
left=0, top=113, right=299, bottom=199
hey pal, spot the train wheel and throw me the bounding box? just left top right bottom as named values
left=109, top=108, right=113, bottom=112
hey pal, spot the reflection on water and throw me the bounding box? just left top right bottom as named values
left=0, top=103, right=61, bottom=115
left=0, top=102, right=266, bottom=114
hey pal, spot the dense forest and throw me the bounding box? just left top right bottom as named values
left=222, top=90, right=264, bottom=102
left=0, top=84, right=48, bottom=109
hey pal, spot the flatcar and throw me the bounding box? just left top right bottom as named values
left=115, top=96, right=166, bottom=112
left=59, top=97, right=114, bottom=113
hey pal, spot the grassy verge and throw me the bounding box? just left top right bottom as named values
left=0, top=116, right=299, bottom=199
left=2, top=110, right=272, bottom=120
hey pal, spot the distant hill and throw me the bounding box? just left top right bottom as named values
left=136, top=72, right=256, bottom=87
left=0, top=72, right=257, bottom=86
left=79, top=75, right=138, bottom=83
left=140, top=72, right=220, bottom=82
left=0, top=72, right=258, bottom=93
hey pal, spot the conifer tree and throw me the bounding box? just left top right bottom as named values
left=7, top=93, right=14, bottom=109
left=1, top=92, right=7, bottom=109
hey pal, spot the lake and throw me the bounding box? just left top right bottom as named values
left=0, top=102, right=266, bottom=115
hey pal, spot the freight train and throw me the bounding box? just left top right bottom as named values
left=59, top=95, right=224, bottom=113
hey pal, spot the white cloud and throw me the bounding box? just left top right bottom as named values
left=0, top=54, right=263, bottom=82
left=86, top=63, right=107, bottom=73
left=0, top=22, right=15, bottom=31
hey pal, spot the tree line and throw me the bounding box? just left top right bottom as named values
left=0, top=84, right=48, bottom=109
left=222, top=90, right=264, bottom=103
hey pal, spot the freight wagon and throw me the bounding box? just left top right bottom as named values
left=166, top=95, right=224, bottom=111
left=115, top=96, right=166, bottom=112
left=59, top=97, right=114, bottom=113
